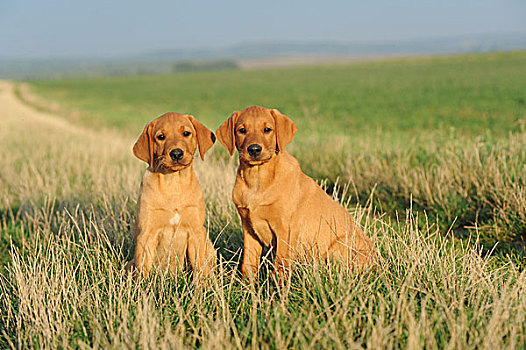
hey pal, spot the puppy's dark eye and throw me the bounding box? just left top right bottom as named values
left=264, top=127, right=272, bottom=133
left=157, top=134, right=166, bottom=140
left=183, top=131, right=191, bottom=137
left=238, top=128, right=246, bottom=134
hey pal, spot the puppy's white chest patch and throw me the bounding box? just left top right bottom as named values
left=169, top=212, right=181, bottom=226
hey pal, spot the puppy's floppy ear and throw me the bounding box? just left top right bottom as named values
left=216, top=111, right=240, bottom=156
left=133, top=121, right=155, bottom=167
left=270, top=109, right=297, bottom=152
left=187, top=115, right=215, bottom=160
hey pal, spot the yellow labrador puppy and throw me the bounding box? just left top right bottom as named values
left=216, top=106, right=374, bottom=278
left=129, top=112, right=216, bottom=278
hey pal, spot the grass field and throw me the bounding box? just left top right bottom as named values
left=1, top=52, right=525, bottom=348
left=23, top=51, right=526, bottom=247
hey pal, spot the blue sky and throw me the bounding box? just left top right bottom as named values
left=1, top=0, right=525, bottom=58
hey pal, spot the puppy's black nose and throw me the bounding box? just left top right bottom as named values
left=247, top=144, right=262, bottom=157
left=170, top=148, right=184, bottom=161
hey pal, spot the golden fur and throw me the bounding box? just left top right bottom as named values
left=216, top=106, right=375, bottom=278
left=129, top=112, right=216, bottom=278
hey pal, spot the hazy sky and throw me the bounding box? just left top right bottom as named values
left=1, top=0, right=525, bottom=58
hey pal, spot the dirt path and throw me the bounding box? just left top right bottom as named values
left=0, top=79, right=142, bottom=205
left=0, top=80, right=91, bottom=137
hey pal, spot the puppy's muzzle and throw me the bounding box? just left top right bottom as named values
left=247, top=144, right=262, bottom=158
left=170, top=148, right=184, bottom=161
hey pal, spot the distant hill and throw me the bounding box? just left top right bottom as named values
left=140, top=32, right=526, bottom=60
left=1, top=32, right=525, bottom=79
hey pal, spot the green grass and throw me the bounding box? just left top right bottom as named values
left=23, top=52, right=526, bottom=247
left=28, top=52, right=526, bottom=137
left=1, top=52, right=525, bottom=348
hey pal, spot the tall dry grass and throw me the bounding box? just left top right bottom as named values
left=2, top=189, right=525, bottom=348
left=294, top=127, right=526, bottom=246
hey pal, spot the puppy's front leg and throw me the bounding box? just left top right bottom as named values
left=187, top=227, right=216, bottom=278
left=273, top=223, right=293, bottom=281
left=134, top=231, right=159, bottom=276
left=241, top=233, right=263, bottom=280
left=239, top=212, right=263, bottom=280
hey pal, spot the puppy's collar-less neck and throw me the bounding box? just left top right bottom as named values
left=145, top=164, right=197, bottom=200
left=238, top=152, right=281, bottom=187
left=147, top=164, right=195, bottom=183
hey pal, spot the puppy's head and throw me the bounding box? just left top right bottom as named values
left=216, top=106, right=297, bottom=165
left=133, top=112, right=215, bottom=172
